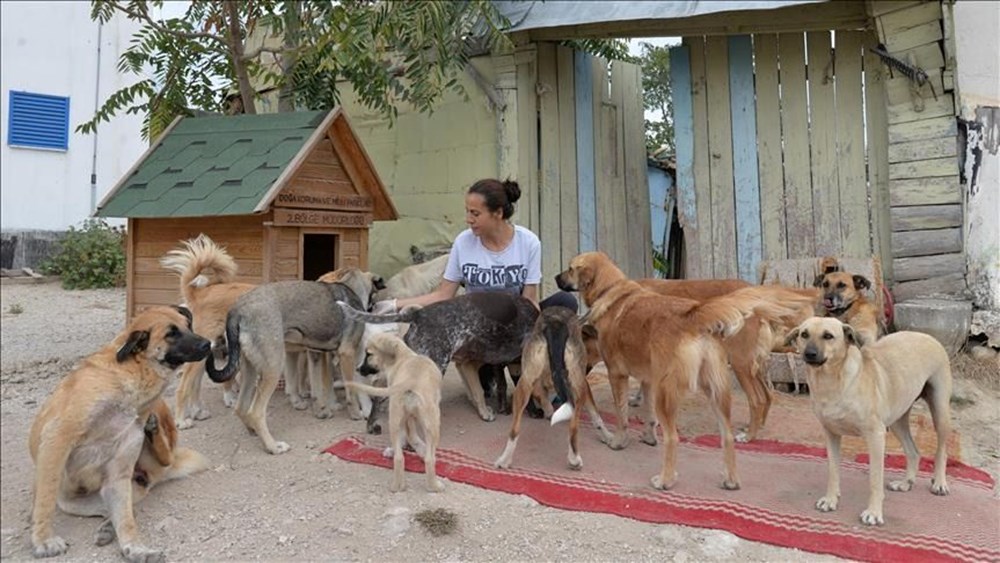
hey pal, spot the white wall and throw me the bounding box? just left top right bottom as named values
left=1, top=2, right=145, bottom=231
left=954, top=1, right=1000, bottom=312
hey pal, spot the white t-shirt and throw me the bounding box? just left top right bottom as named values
left=443, top=225, right=542, bottom=295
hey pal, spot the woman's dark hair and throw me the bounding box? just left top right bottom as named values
left=468, top=178, right=521, bottom=220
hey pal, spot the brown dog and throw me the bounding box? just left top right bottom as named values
left=28, top=306, right=211, bottom=561
left=785, top=317, right=952, bottom=526
left=160, top=235, right=255, bottom=428
left=133, top=398, right=210, bottom=499
left=813, top=257, right=880, bottom=344
left=556, top=252, right=816, bottom=491
left=344, top=333, right=444, bottom=492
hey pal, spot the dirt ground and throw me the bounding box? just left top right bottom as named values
left=2, top=282, right=997, bottom=562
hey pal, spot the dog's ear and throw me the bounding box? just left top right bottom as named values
left=812, top=274, right=826, bottom=288
left=852, top=275, right=872, bottom=291
left=581, top=324, right=599, bottom=339
left=842, top=324, right=865, bottom=348
left=372, top=275, right=386, bottom=291
left=117, top=330, right=150, bottom=362
left=172, top=305, right=194, bottom=329
left=783, top=327, right=801, bottom=348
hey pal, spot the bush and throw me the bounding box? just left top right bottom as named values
left=42, top=219, right=126, bottom=289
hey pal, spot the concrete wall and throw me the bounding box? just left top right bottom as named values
left=0, top=2, right=144, bottom=232
left=335, top=56, right=500, bottom=277
left=954, top=1, right=1000, bottom=313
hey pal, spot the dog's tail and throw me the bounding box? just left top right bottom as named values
left=541, top=319, right=574, bottom=408
left=344, top=380, right=406, bottom=399
left=689, top=286, right=819, bottom=338
left=205, top=310, right=241, bottom=383
left=159, top=447, right=210, bottom=485
left=160, top=234, right=239, bottom=304
left=336, top=301, right=420, bottom=325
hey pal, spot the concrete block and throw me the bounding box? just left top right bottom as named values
left=894, top=298, right=973, bottom=356
left=765, top=352, right=809, bottom=386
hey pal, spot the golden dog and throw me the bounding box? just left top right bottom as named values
left=28, top=306, right=211, bottom=561
left=556, top=252, right=816, bottom=491
left=813, top=257, right=880, bottom=344
left=344, top=333, right=444, bottom=492
left=785, top=317, right=952, bottom=526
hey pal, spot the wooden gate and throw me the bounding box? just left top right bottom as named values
left=671, top=31, right=890, bottom=282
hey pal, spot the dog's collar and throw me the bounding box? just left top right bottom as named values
left=824, top=303, right=853, bottom=317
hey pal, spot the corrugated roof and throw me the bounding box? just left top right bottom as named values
left=96, top=111, right=330, bottom=218
left=495, top=0, right=825, bottom=32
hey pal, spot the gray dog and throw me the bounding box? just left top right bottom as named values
left=206, top=268, right=384, bottom=454
left=338, top=292, right=539, bottom=424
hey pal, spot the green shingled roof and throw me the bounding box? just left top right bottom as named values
left=96, top=110, right=330, bottom=218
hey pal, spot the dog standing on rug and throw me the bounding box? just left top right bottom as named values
left=785, top=317, right=952, bottom=526
left=344, top=332, right=445, bottom=493
left=813, top=257, right=881, bottom=344
left=28, top=306, right=211, bottom=561
left=494, top=306, right=613, bottom=470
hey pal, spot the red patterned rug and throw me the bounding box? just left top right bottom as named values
left=325, top=392, right=998, bottom=563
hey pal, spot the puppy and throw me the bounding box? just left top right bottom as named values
left=28, top=306, right=211, bottom=561
left=813, top=257, right=880, bottom=344
left=133, top=398, right=210, bottom=500
left=344, top=333, right=444, bottom=493
left=494, top=306, right=613, bottom=470
left=785, top=317, right=952, bottom=526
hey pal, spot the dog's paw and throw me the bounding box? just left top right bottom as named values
left=650, top=473, right=677, bottom=491
left=639, top=429, right=658, bottom=447
left=478, top=406, right=496, bottom=422
left=192, top=405, right=212, bottom=421
left=368, top=423, right=383, bottom=435
left=33, top=536, right=69, bottom=558
left=930, top=478, right=950, bottom=496
left=175, top=417, right=195, bottom=430
left=313, top=405, right=334, bottom=420
left=121, top=544, right=165, bottom=563
left=815, top=495, right=839, bottom=512
left=267, top=441, right=291, bottom=455
left=427, top=479, right=445, bottom=493
left=382, top=447, right=394, bottom=458
left=860, top=508, right=884, bottom=526
left=888, top=478, right=914, bottom=492
left=567, top=453, right=583, bottom=471
left=734, top=429, right=751, bottom=444
left=390, top=480, right=407, bottom=493
left=348, top=408, right=365, bottom=421
left=604, top=435, right=629, bottom=451
left=94, top=519, right=115, bottom=546
left=290, top=397, right=310, bottom=411
left=721, top=478, right=741, bottom=491
left=628, top=391, right=643, bottom=407
left=222, top=392, right=237, bottom=409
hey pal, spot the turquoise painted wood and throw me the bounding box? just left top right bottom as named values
left=669, top=45, right=697, bottom=276
left=648, top=165, right=672, bottom=255
left=728, top=35, right=762, bottom=283
left=574, top=50, right=597, bottom=253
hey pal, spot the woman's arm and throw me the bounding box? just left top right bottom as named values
left=396, top=279, right=461, bottom=309
left=522, top=283, right=539, bottom=309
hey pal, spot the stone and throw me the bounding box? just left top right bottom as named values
left=894, top=298, right=973, bottom=356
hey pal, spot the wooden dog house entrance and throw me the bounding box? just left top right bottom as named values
left=95, top=108, right=397, bottom=318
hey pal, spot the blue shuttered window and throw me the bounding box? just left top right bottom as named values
left=7, top=91, right=70, bottom=151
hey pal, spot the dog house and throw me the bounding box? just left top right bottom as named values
left=95, top=109, right=397, bottom=319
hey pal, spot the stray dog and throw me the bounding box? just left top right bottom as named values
left=813, top=257, right=880, bottom=344
left=28, top=306, right=211, bottom=561
left=376, top=253, right=450, bottom=300
left=556, top=252, right=817, bottom=491
left=785, top=317, right=952, bottom=526
left=160, top=234, right=255, bottom=428
left=338, top=292, right=539, bottom=423
left=133, top=398, right=210, bottom=499
left=344, top=333, right=445, bottom=493
left=205, top=269, right=384, bottom=454
left=494, top=306, right=613, bottom=470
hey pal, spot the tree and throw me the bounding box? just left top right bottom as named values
left=637, top=41, right=674, bottom=155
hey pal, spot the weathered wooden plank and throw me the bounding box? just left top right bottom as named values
left=891, top=227, right=962, bottom=257
left=890, top=204, right=962, bottom=231
left=515, top=44, right=538, bottom=234
left=537, top=42, right=562, bottom=295
left=728, top=35, right=761, bottom=282
left=495, top=54, right=519, bottom=199
left=670, top=44, right=703, bottom=279
left=883, top=19, right=943, bottom=53
left=892, top=253, right=964, bottom=282
left=888, top=157, right=957, bottom=180
left=608, top=61, right=630, bottom=273
left=621, top=61, right=652, bottom=278
left=892, top=273, right=967, bottom=301
left=126, top=219, right=136, bottom=320
left=557, top=45, right=579, bottom=271
left=752, top=34, right=786, bottom=262
left=864, top=32, right=892, bottom=281
left=779, top=32, right=815, bottom=259
left=889, top=176, right=961, bottom=206
left=893, top=42, right=945, bottom=73
left=808, top=31, right=842, bottom=258
left=834, top=30, right=870, bottom=258
left=884, top=67, right=943, bottom=106
left=868, top=1, right=924, bottom=18
left=593, top=57, right=614, bottom=256
left=876, top=1, right=942, bottom=38
left=705, top=36, right=737, bottom=279
left=135, top=240, right=264, bottom=259
left=686, top=36, right=715, bottom=278
left=888, top=95, right=955, bottom=124
left=574, top=50, right=597, bottom=254
left=888, top=115, right=958, bottom=144
left=888, top=137, right=957, bottom=163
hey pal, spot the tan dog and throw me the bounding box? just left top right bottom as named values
left=785, top=317, right=952, bottom=526
left=556, top=252, right=816, bottom=491
left=160, top=235, right=255, bottom=428
left=28, top=306, right=211, bottom=561
left=494, top=307, right=613, bottom=470
left=813, top=257, right=880, bottom=344
left=133, top=398, right=210, bottom=499
left=344, top=333, right=444, bottom=493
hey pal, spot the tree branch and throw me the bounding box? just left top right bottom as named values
left=241, top=44, right=286, bottom=61
left=110, top=2, right=228, bottom=49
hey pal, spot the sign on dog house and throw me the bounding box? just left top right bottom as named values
left=95, top=108, right=397, bottom=318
